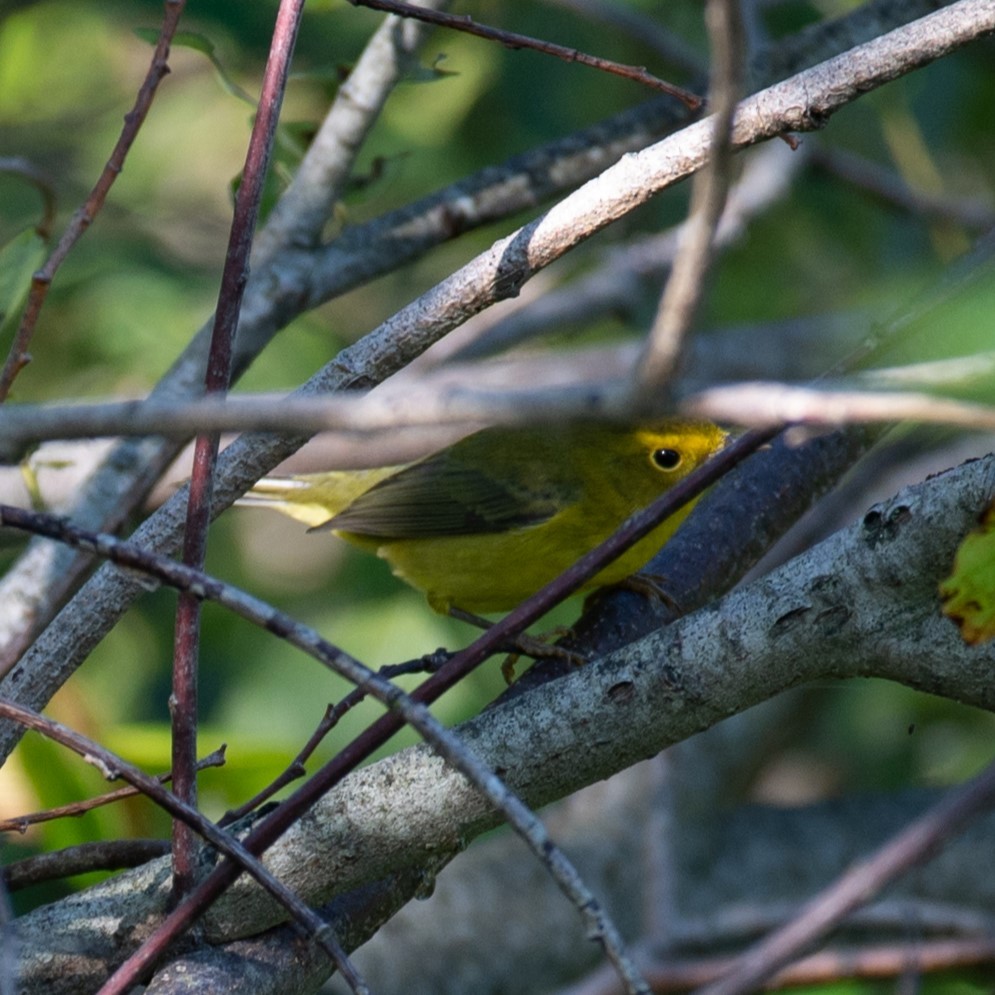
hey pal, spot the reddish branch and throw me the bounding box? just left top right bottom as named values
left=576, top=937, right=995, bottom=994
left=700, top=759, right=995, bottom=995
left=345, top=0, right=702, bottom=108
left=171, top=0, right=307, bottom=896
left=0, top=0, right=188, bottom=402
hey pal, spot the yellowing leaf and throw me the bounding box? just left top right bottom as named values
left=940, top=499, right=995, bottom=643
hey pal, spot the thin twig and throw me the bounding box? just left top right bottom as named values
left=219, top=654, right=446, bottom=826
left=565, top=935, right=995, bottom=995
left=685, top=382, right=995, bottom=431
left=7, top=363, right=995, bottom=459
left=0, top=697, right=368, bottom=994
left=2, top=840, right=171, bottom=892
left=813, top=144, right=995, bottom=230
left=345, top=0, right=702, bottom=108
left=170, top=0, right=306, bottom=899
left=0, top=0, right=187, bottom=402
left=635, top=0, right=746, bottom=391
left=671, top=898, right=995, bottom=949
left=698, top=759, right=995, bottom=995
left=0, top=747, right=226, bottom=834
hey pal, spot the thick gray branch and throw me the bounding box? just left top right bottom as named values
left=12, top=451, right=995, bottom=993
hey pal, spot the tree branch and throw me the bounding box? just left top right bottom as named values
left=12, top=451, right=995, bottom=992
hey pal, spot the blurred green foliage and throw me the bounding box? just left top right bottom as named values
left=790, top=982, right=987, bottom=995
left=1, top=8, right=994, bottom=978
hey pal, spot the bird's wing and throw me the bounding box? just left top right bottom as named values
left=321, top=450, right=569, bottom=539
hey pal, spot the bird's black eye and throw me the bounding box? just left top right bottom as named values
left=652, top=448, right=682, bottom=471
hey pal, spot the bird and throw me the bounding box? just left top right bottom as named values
left=240, top=419, right=727, bottom=615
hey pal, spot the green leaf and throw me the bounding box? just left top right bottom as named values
left=0, top=227, right=46, bottom=336
left=404, top=53, right=460, bottom=84
left=134, top=28, right=255, bottom=105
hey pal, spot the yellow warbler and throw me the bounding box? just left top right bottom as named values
left=242, top=420, right=727, bottom=614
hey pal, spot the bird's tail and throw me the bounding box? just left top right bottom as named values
left=238, top=468, right=399, bottom=529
